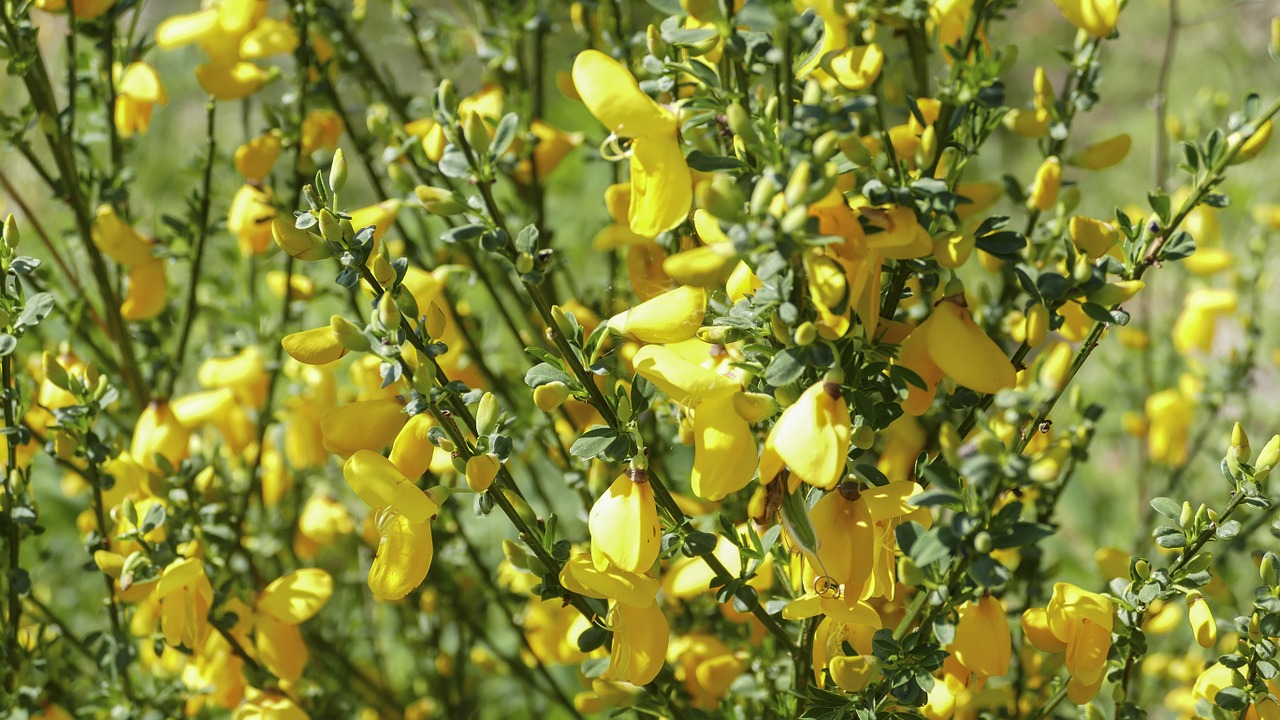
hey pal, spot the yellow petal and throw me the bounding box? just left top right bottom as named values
left=765, top=381, right=851, bottom=490
left=282, top=326, right=348, bottom=365
left=609, top=286, right=706, bottom=344
left=559, top=553, right=658, bottom=608
left=628, top=136, right=692, bottom=236
left=632, top=343, right=737, bottom=405
left=571, top=49, right=676, bottom=140
left=254, top=613, right=307, bottom=682
left=826, top=43, right=884, bottom=91
left=1068, top=133, right=1131, bottom=170
left=924, top=301, right=1016, bottom=394
left=342, top=450, right=438, bottom=523
left=92, top=205, right=154, bottom=265
left=195, top=62, right=270, bottom=101
left=588, top=471, right=660, bottom=574
left=368, top=511, right=433, bottom=601
left=952, top=596, right=1011, bottom=677
left=1021, top=607, right=1068, bottom=653
left=121, top=255, right=167, bottom=321
left=609, top=601, right=669, bottom=686
left=829, top=655, right=879, bottom=693
left=320, top=398, right=407, bottom=457
left=691, top=395, right=757, bottom=501
left=155, top=10, right=219, bottom=50
left=389, top=414, right=436, bottom=480
left=257, top=568, right=333, bottom=624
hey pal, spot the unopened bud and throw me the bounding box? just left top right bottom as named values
left=793, top=321, right=817, bottom=346
left=727, top=102, right=758, bottom=147
left=973, top=531, right=993, bottom=554
left=462, top=110, right=490, bottom=153
left=435, top=79, right=458, bottom=118
left=645, top=24, right=664, bottom=57
left=515, top=252, right=535, bottom=274
left=533, top=382, right=570, bottom=412
left=466, top=453, right=501, bottom=493
left=317, top=208, right=342, bottom=243
left=476, top=392, right=499, bottom=436
left=812, top=131, right=840, bottom=163
left=1255, top=434, right=1280, bottom=483
left=415, top=185, right=466, bottom=215
left=416, top=303, right=444, bottom=342
left=328, top=149, right=348, bottom=194
left=749, top=173, right=781, bottom=217
left=376, top=296, right=400, bottom=331
left=1134, top=559, right=1151, bottom=580
left=784, top=161, right=813, bottom=209
left=331, top=314, right=371, bottom=353
left=550, top=305, right=575, bottom=339
left=732, top=392, right=779, bottom=423
left=272, top=218, right=332, bottom=260
left=370, top=254, right=395, bottom=287
left=502, top=538, right=528, bottom=570
left=3, top=214, right=18, bottom=250
left=1260, top=551, right=1279, bottom=586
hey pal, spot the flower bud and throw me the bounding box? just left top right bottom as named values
left=973, top=531, right=993, bottom=554
left=376, top=296, right=400, bottom=331
left=476, top=392, right=499, bottom=436
left=793, top=321, right=817, bottom=346
left=462, top=110, right=490, bottom=153
left=466, top=453, right=500, bottom=493
left=272, top=218, right=332, bottom=260
left=331, top=314, right=371, bottom=353
left=1134, top=559, right=1151, bottom=580
left=1227, top=120, right=1272, bottom=165
left=1027, top=156, right=1061, bottom=211
left=732, top=392, right=779, bottom=423
left=328, top=148, right=348, bottom=194
left=726, top=102, right=758, bottom=148
left=435, top=79, right=458, bottom=118
left=533, top=382, right=570, bottom=412
left=415, top=185, right=466, bottom=215
left=425, top=301, right=447, bottom=340
left=1186, top=591, right=1217, bottom=648
left=749, top=173, right=781, bottom=217
left=3, top=213, right=19, bottom=250
left=812, top=130, right=840, bottom=163
left=1025, top=303, right=1049, bottom=348
left=783, top=161, right=812, bottom=209
left=317, top=208, right=342, bottom=243
left=1254, top=434, right=1280, bottom=483
left=1261, top=552, right=1279, bottom=586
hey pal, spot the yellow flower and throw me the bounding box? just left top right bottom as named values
left=631, top=342, right=757, bottom=500
left=588, top=469, right=660, bottom=574
left=156, top=557, right=213, bottom=648
left=608, top=599, right=668, bottom=686
left=294, top=492, right=354, bottom=559
left=282, top=326, right=348, bottom=366
left=234, top=688, right=310, bottom=720
left=235, top=131, right=282, bottom=181
left=1027, top=156, right=1062, bottom=211
left=1172, top=289, right=1237, bottom=355
left=196, top=62, right=272, bottom=101
left=300, top=109, right=344, bottom=157
left=227, top=184, right=276, bottom=256
left=952, top=595, right=1012, bottom=678
left=573, top=49, right=691, bottom=236
left=1186, top=591, right=1217, bottom=648
left=342, top=451, right=439, bottom=600
left=253, top=569, right=333, bottom=681
left=121, top=255, right=168, bottom=321
left=389, top=413, right=436, bottom=480
left=91, top=205, right=154, bottom=265
left=35, top=0, right=115, bottom=19
left=320, top=397, right=407, bottom=457
left=1145, top=387, right=1193, bottom=466
left=667, top=634, right=745, bottom=709
left=132, top=399, right=191, bottom=473
left=1052, top=0, right=1119, bottom=38
left=1068, top=133, right=1131, bottom=170
left=114, top=62, right=167, bottom=137
left=1069, top=216, right=1117, bottom=259
left=759, top=376, right=852, bottom=491
left=198, top=346, right=268, bottom=408
left=607, top=285, right=706, bottom=344
left=1022, top=582, right=1114, bottom=703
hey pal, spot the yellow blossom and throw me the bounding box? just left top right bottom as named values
left=114, top=62, right=167, bottom=137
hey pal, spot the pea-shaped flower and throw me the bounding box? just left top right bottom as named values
left=572, top=49, right=691, bottom=236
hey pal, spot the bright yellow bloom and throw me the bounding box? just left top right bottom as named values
left=631, top=342, right=757, bottom=500
left=320, top=397, right=407, bottom=456
left=92, top=205, right=154, bottom=265
left=952, top=595, right=1012, bottom=678
left=760, top=377, right=851, bottom=491
left=300, top=109, right=344, bottom=157
left=342, top=451, right=439, bottom=600
left=589, top=469, right=660, bottom=574
left=389, top=414, right=436, bottom=480
left=196, top=62, right=272, bottom=101
left=342, top=450, right=437, bottom=525
left=1186, top=591, right=1217, bottom=648
left=608, top=599, right=668, bottom=686
left=1022, top=582, right=1114, bottom=703
left=1027, top=156, right=1062, bottom=211
left=121, top=255, right=168, bottom=321
left=1172, top=289, right=1237, bottom=355
left=235, top=131, right=282, bottom=181
left=1068, top=133, right=1131, bottom=170
left=199, top=346, right=268, bottom=408
left=234, top=688, right=309, bottom=720
left=607, top=285, right=706, bottom=344
left=35, top=0, right=115, bottom=19
left=1053, top=0, right=1119, bottom=38
left=132, top=399, right=191, bottom=473
left=1145, top=387, right=1193, bottom=466
left=156, top=557, right=213, bottom=648
left=227, top=184, right=276, bottom=255
left=114, top=62, right=167, bottom=137
left=667, top=634, right=745, bottom=709
left=282, top=326, right=348, bottom=366
left=573, top=49, right=691, bottom=236
left=253, top=569, right=332, bottom=681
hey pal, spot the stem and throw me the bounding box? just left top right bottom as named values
left=2, top=351, right=21, bottom=691
left=165, top=100, right=218, bottom=399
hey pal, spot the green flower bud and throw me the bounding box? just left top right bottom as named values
left=696, top=174, right=745, bottom=222
left=462, top=110, right=490, bottom=154
left=328, top=149, right=348, bottom=194
left=1134, top=559, right=1151, bottom=580
left=415, top=185, right=466, bottom=215
left=727, top=102, right=758, bottom=148
left=973, top=531, right=993, bottom=554
left=317, top=208, right=342, bottom=244
left=376, top=296, right=401, bottom=331
left=812, top=131, right=840, bottom=163
left=476, top=392, right=499, bottom=436
left=1179, top=500, right=1193, bottom=530
left=793, top=321, right=817, bottom=346
left=1255, top=434, right=1280, bottom=483
left=749, top=172, right=781, bottom=217
left=784, top=161, right=813, bottom=210
left=1260, top=552, right=1279, bottom=587
left=331, top=314, right=371, bottom=353
left=425, top=302, right=447, bottom=340
left=3, top=214, right=19, bottom=250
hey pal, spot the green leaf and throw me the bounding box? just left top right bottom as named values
left=524, top=362, right=571, bottom=389
left=908, top=526, right=950, bottom=567
left=780, top=487, right=819, bottom=561
left=683, top=531, right=718, bottom=557
left=991, top=522, right=1054, bottom=549
left=765, top=348, right=806, bottom=387
left=1150, top=497, right=1181, bottom=520
left=1159, top=230, right=1196, bottom=262
left=0, top=334, right=16, bottom=356
left=15, top=292, right=54, bottom=330
left=569, top=426, right=629, bottom=462
left=1214, top=687, right=1249, bottom=712
left=576, top=625, right=608, bottom=653
left=489, top=112, right=519, bottom=158
left=440, top=223, right=486, bottom=244
left=685, top=150, right=747, bottom=172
